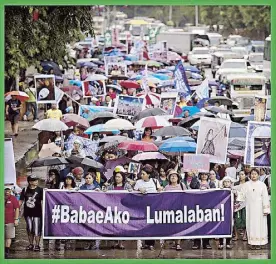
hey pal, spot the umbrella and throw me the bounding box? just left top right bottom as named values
left=228, top=122, right=247, bottom=138
left=207, top=97, right=233, bottom=106
left=84, top=124, right=120, bottom=135
left=38, top=143, right=61, bottom=158
left=153, top=126, right=191, bottom=137
left=135, top=116, right=170, bottom=130
left=157, top=69, right=172, bottom=74
left=163, top=136, right=195, bottom=143
left=104, top=119, right=136, bottom=130
left=133, top=108, right=167, bottom=121
left=178, top=113, right=217, bottom=127
left=67, top=156, right=104, bottom=170
left=137, top=77, right=162, bottom=84
left=182, top=106, right=201, bottom=116
left=184, top=65, right=200, bottom=73
left=205, top=106, right=233, bottom=115
left=5, top=91, right=29, bottom=102
left=136, top=92, right=160, bottom=105
left=32, top=119, right=69, bottom=132
left=40, top=61, right=62, bottom=76
left=106, top=85, right=122, bottom=92
left=241, top=115, right=271, bottom=123
left=85, top=74, right=107, bottom=81
left=132, top=152, right=168, bottom=161
left=228, top=138, right=246, bottom=148
left=77, top=61, right=98, bottom=68
left=87, top=112, right=117, bottom=125
left=119, top=80, right=140, bottom=89
left=118, top=141, right=158, bottom=152
left=69, top=80, right=82, bottom=87
left=150, top=74, right=170, bottom=81
left=159, top=140, right=197, bottom=154
left=62, top=114, right=90, bottom=129
left=99, top=136, right=130, bottom=145
left=28, top=157, right=69, bottom=167
left=109, top=75, right=129, bottom=81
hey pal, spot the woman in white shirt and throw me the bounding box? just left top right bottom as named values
left=134, top=164, right=162, bottom=251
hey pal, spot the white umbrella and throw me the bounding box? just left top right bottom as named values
left=32, top=119, right=69, bottom=132
left=103, top=119, right=135, bottom=130
left=38, top=143, right=61, bottom=158
left=85, top=74, right=108, bottom=81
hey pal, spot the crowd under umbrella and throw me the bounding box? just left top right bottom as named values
left=87, top=112, right=117, bottom=126
left=32, top=119, right=69, bottom=132
left=153, top=126, right=191, bottom=138
left=159, top=140, right=197, bottom=155
left=207, top=96, right=233, bottom=106
left=67, top=156, right=104, bottom=171
left=118, top=141, right=159, bottom=152
left=205, top=106, right=233, bottom=115
left=136, top=92, right=160, bottom=106
left=132, top=152, right=168, bottom=161
left=5, top=91, right=29, bottom=102
left=28, top=157, right=69, bottom=167
left=133, top=108, right=167, bottom=121
left=62, top=113, right=90, bottom=129
left=135, top=116, right=171, bottom=130
left=178, top=113, right=217, bottom=127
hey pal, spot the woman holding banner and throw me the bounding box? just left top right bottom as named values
left=164, top=170, right=186, bottom=251
left=190, top=172, right=215, bottom=250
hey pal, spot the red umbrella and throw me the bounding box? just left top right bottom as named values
left=118, top=141, right=158, bottom=152
left=5, top=91, right=29, bottom=102
left=120, top=80, right=141, bottom=89
left=135, top=116, right=170, bottom=129
left=62, top=114, right=90, bottom=129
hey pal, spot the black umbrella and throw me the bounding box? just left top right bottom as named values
left=108, top=75, right=129, bottom=80
left=207, top=96, right=233, bottom=106
left=133, top=108, right=167, bottom=121
left=178, top=112, right=217, bottom=128
left=28, top=157, right=69, bottom=167
left=40, top=61, right=62, bottom=76
left=67, top=156, right=104, bottom=170
left=87, top=112, right=117, bottom=126
left=153, top=126, right=191, bottom=137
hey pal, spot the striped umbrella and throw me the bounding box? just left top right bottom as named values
left=5, top=91, right=29, bottom=102
left=135, top=116, right=170, bottom=129
left=137, top=92, right=160, bottom=105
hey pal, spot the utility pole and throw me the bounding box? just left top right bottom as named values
left=169, top=6, right=172, bottom=21
left=195, top=6, right=199, bottom=26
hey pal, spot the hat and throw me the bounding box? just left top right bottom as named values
left=5, top=186, right=13, bottom=190
left=72, top=167, right=84, bottom=175
left=221, top=176, right=233, bottom=183
left=65, top=173, right=75, bottom=180
left=114, top=166, right=126, bottom=173
left=168, top=170, right=179, bottom=177
left=27, top=175, right=39, bottom=182
left=73, top=139, right=82, bottom=145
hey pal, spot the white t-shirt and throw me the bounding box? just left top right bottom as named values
left=134, top=178, right=160, bottom=193
left=225, top=167, right=237, bottom=181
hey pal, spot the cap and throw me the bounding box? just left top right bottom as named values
left=114, top=166, right=126, bottom=173
left=65, top=173, right=75, bottom=180
left=27, top=175, right=39, bottom=182
left=73, top=139, right=82, bottom=145
left=4, top=186, right=13, bottom=190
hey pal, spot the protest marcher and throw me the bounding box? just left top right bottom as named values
left=45, top=103, right=63, bottom=120
left=134, top=164, right=162, bottom=250
left=46, top=169, right=61, bottom=189
left=225, top=159, right=237, bottom=181
left=209, top=170, right=221, bottom=188
left=67, top=139, right=86, bottom=158
left=71, top=167, right=85, bottom=188
left=218, top=176, right=233, bottom=250
left=5, top=186, right=20, bottom=258
left=6, top=94, right=22, bottom=136
left=182, top=171, right=194, bottom=189
left=23, top=81, right=38, bottom=122
left=19, top=175, right=43, bottom=252
left=80, top=173, right=101, bottom=191
left=190, top=172, right=215, bottom=250
left=233, top=171, right=248, bottom=241
left=158, top=166, right=169, bottom=188
left=58, top=95, right=68, bottom=115
left=60, top=173, right=76, bottom=190
left=239, top=168, right=270, bottom=250
left=259, top=168, right=268, bottom=182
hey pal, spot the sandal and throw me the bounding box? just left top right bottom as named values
left=33, top=245, right=40, bottom=252
left=119, top=245, right=125, bottom=250
left=255, top=246, right=261, bottom=250
left=218, top=245, right=224, bottom=250
left=192, top=245, right=200, bottom=250
left=226, top=244, right=233, bottom=250
left=232, top=237, right=238, bottom=241
left=243, top=237, right=248, bottom=241
left=203, top=245, right=212, bottom=249
left=141, top=245, right=148, bottom=250
left=149, top=245, right=155, bottom=251
left=176, top=244, right=182, bottom=251
left=250, top=245, right=256, bottom=250
left=26, top=244, right=34, bottom=251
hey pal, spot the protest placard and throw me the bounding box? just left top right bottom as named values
left=183, top=154, right=210, bottom=172
left=35, top=74, right=56, bottom=104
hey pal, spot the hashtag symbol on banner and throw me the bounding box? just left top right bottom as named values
left=52, top=205, right=61, bottom=223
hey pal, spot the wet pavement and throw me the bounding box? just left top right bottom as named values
left=7, top=116, right=271, bottom=260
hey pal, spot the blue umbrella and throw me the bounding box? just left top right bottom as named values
left=184, top=65, right=200, bottom=73
left=157, top=69, right=172, bottom=74
left=191, top=72, right=203, bottom=80
left=163, top=136, right=195, bottom=142
left=69, top=80, right=82, bottom=87
left=182, top=106, right=200, bottom=116
left=84, top=124, right=120, bottom=135
left=151, top=73, right=170, bottom=80
left=159, top=140, right=197, bottom=154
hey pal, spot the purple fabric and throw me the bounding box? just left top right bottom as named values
left=44, top=190, right=232, bottom=239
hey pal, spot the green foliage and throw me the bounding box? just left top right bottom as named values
left=5, top=6, right=95, bottom=80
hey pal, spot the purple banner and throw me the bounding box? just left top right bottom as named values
left=43, top=190, right=232, bottom=239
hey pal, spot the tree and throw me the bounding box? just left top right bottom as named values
left=5, top=6, right=95, bottom=90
